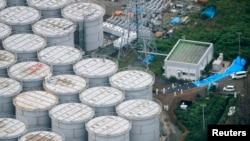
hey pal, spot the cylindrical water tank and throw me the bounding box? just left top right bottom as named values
left=62, top=2, right=105, bottom=51
left=0, top=50, right=16, bottom=75
left=8, top=61, right=51, bottom=91
left=32, top=18, right=76, bottom=47
left=19, top=131, right=65, bottom=141
left=2, top=33, right=46, bottom=61
left=0, top=0, right=6, bottom=10
left=38, top=45, right=83, bottom=75
left=0, top=6, right=40, bottom=34
left=13, top=91, right=58, bottom=131
left=86, top=116, right=131, bottom=141
left=109, top=67, right=155, bottom=99
left=27, top=0, right=70, bottom=19
left=116, top=99, right=162, bottom=141
left=43, top=74, right=88, bottom=104
left=0, top=118, right=27, bottom=141
left=0, top=77, right=22, bottom=115
left=49, top=103, right=95, bottom=141
left=6, top=0, right=26, bottom=7
left=80, top=86, right=124, bottom=116
left=0, top=22, right=11, bottom=49
left=73, top=55, right=118, bottom=87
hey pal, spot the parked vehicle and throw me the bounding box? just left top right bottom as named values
left=230, top=71, right=247, bottom=79
left=223, top=85, right=235, bottom=92
left=228, top=106, right=236, bottom=116
left=207, top=82, right=218, bottom=92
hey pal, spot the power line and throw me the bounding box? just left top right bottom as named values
left=200, top=104, right=206, bottom=130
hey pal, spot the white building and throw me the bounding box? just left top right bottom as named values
left=164, top=39, right=213, bottom=81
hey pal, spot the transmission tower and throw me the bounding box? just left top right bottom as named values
left=121, top=0, right=158, bottom=66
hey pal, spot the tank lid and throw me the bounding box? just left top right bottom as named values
left=38, top=46, right=82, bottom=65
left=73, top=58, right=118, bottom=78
left=13, top=91, right=58, bottom=111
left=27, top=0, right=70, bottom=10
left=62, top=2, right=105, bottom=22
left=49, top=103, right=94, bottom=123
left=44, top=74, right=87, bottom=95
left=3, top=33, right=46, bottom=53
left=0, top=0, right=6, bottom=10
left=0, top=22, right=11, bottom=39
left=0, top=6, right=40, bottom=25
left=109, top=69, right=154, bottom=90
left=86, top=116, right=131, bottom=137
left=80, top=86, right=124, bottom=107
left=19, top=131, right=63, bottom=141
left=8, top=61, right=51, bottom=81
left=0, top=50, right=16, bottom=69
left=0, top=77, right=22, bottom=97
left=32, top=18, right=76, bottom=37
left=0, top=118, right=26, bottom=139
left=116, top=99, right=161, bottom=120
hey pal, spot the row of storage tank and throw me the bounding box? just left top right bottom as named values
left=0, top=0, right=162, bottom=141
left=1, top=63, right=161, bottom=141
left=0, top=0, right=105, bottom=52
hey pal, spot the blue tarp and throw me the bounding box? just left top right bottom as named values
left=131, top=7, right=142, bottom=13
left=193, top=56, right=246, bottom=87
left=171, top=17, right=180, bottom=25
left=143, top=55, right=154, bottom=64
left=133, top=21, right=140, bottom=27
left=201, top=6, right=216, bottom=19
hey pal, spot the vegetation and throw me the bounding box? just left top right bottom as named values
left=150, top=0, right=250, bottom=76
left=149, top=1, right=250, bottom=140
left=175, top=94, right=236, bottom=141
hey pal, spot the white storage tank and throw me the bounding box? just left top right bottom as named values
left=86, top=116, right=131, bottom=141
left=49, top=103, right=95, bottom=141
left=0, top=0, right=6, bottom=10
left=109, top=67, right=155, bottom=99
left=8, top=61, right=51, bottom=91
left=0, top=6, right=40, bottom=34
left=19, top=130, right=64, bottom=141
left=13, top=91, right=58, bottom=131
left=32, top=18, right=76, bottom=47
left=116, top=99, right=162, bottom=141
left=0, top=77, right=22, bottom=115
left=0, top=50, right=16, bottom=75
left=73, top=55, right=118, bottom=87
left=27, top=0, right=70, bottom=19
left=2, top=33, right=46, bottom=61
left=6, top=0, right=26, bottom=7
left=38, top=45, right=83, bottom=75
left=0, top=118, right=27, bottom=141
left=80, top=86, right=124, bottom=116
left=0, top=22, right=11, bottom=49
left=43, top=74, right=88, bottom=104
left=62, top=2, right=105, bottom=51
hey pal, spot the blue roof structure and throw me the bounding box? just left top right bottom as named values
left=193, top=56, right=246, bottom=87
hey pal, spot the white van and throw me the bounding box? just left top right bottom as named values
left=230, top=71, right=247, bottom=79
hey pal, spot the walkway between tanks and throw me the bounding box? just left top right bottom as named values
left=193, top=55, right=246, bottom=87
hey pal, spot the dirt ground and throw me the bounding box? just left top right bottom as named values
left=154, top=74, right=249, bottom=121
